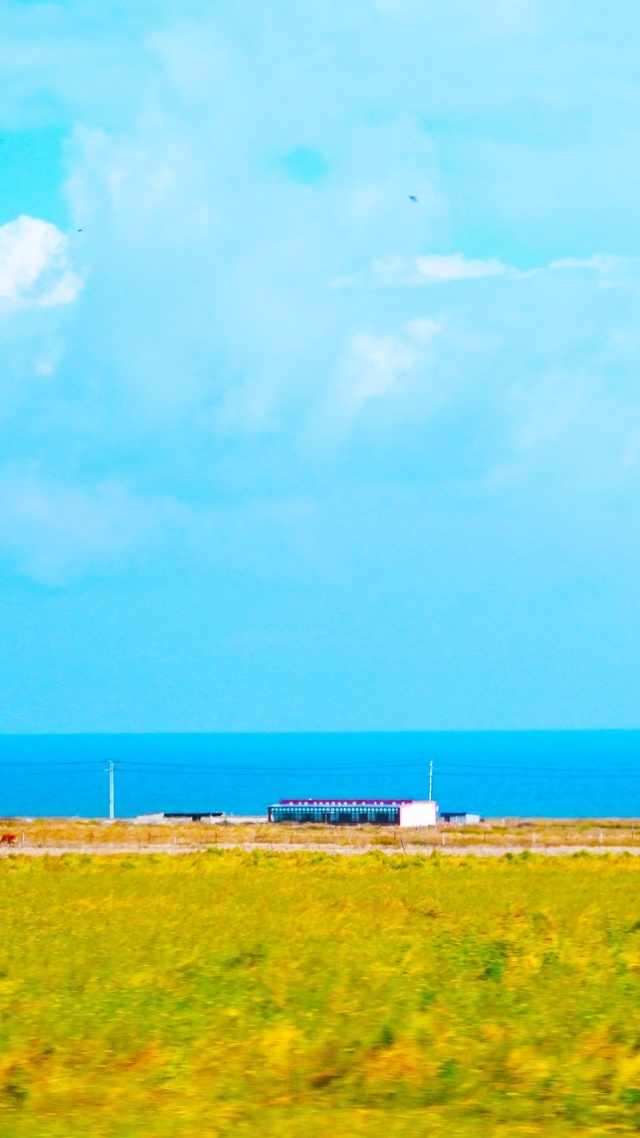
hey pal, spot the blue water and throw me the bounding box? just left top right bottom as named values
left=0, top=731, right=639, bottom=819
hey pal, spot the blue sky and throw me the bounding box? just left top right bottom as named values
left=1, top=0, right=640, bottom=732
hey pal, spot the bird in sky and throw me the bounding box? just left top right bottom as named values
left=409, top=195, right=418, bottom=202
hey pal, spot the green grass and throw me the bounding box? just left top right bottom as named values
left=1, top=850, right=640, bottom=1136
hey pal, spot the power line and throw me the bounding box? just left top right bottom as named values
left=110, top=760, right=640, bottom=779
left=0, top=760, right=103, bottom=768
left=1, top=757, right=640, bottom=780
left=106, top=760, right=115, bottom=820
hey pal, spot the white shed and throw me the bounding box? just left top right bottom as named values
left=398, top=801, right=438, bottom=828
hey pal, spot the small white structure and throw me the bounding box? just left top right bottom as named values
left=440, top=811, right=481, bottom=826
left=134, top=811, right=223, bottom=825
left=398, top=800, right=438, bottom=828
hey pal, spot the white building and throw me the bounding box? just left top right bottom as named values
left=398, top=800, right=438, bottom=828
left=268, top=798, right=437, bottom=827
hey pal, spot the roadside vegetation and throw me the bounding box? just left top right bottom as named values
left=1, top=851, right=640, bottom=1135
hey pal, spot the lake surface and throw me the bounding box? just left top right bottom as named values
left=0, top=731, right=639, bottom=819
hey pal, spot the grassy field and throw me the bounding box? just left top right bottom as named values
left=1, top=850, right=640, bottom=1136
left=4, top=814, right=640, bottom=851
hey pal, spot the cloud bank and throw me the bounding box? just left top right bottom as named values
left=337, top=251, right=625, bottom=288
left=1, top=0, right=640, bottom=730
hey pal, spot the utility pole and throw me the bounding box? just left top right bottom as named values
left=107, top=760, right=115, bottom=820
left=428, top=759, right=434, bottom=802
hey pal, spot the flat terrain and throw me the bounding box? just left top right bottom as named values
left=3, top=816, right=640, bottom=855
left=1, top=814, right=637, bottom=855
left=1, top=850, right=640, bottom=1136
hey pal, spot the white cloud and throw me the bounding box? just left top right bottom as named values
left=0, top=473, right=173, bottom=584
left=335, top=318, right=439, bottom=422
left=346, top=332, right=415, bottom=407
left=416, top=253, right=507, bottom=283
left=360, top=251, right=508, bottom=287
left=0, top=216, right=82, bottom=308
left=336, top=251, right=625, bottom=289
left=547, top=255, right=623, bottom=284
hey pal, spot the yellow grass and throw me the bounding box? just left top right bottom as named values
left=1, top=850, right=640, bottom=1135
left=3, top=815, right=640, bottom=851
